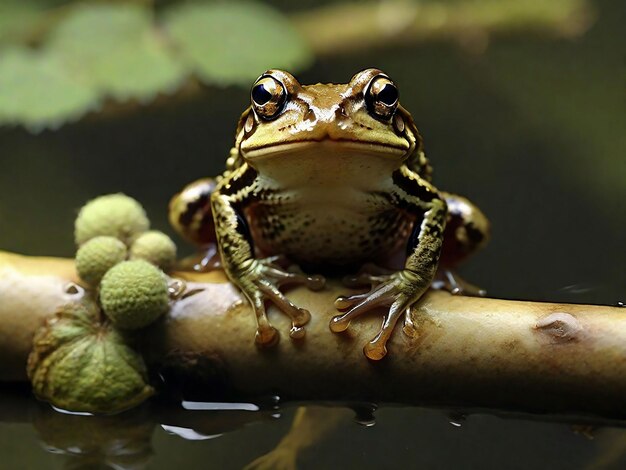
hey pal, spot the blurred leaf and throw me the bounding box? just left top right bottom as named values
left=49, top=3, right=186, bottom=101
left=0, top=0, right=81, bottom=45
left=164, top=1, right=312, bottom=86
left=0, top=1, right=44, bottom=44
left=0, top=47, right=99, bottom=130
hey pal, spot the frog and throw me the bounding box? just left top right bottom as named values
left=169, top=68, right=489, bottom=360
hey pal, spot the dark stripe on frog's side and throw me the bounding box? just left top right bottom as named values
left=465, top=223, right=486, bottom=244
left=178, top=192, right=209, bottom=228
left=219, top=163, right=258, bottom=198
left=232, top=209, right=255, bottom=252
left=212, top=163, right=259, bottom=257
left=405, top=213, right=424, bottom=256
left=392, top=169, right=437, bottom=203
left=384, top=166, right=446, bottom=272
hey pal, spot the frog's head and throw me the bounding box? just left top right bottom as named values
left=234, top=69, right=423, bottom=174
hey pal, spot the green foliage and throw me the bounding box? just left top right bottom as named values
left=0, top=1, right=45, bottom=44
left=0, top=47, right=98, bottom=131
left=49, top=4, right=185, bottom=101
left=0, top=1, right=312, bottom=130
left=164, top=2, right=312, bottom=86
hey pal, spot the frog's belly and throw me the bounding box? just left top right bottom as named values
left=246, top=199, right=414, bottom=267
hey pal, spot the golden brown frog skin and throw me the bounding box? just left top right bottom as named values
left=170, top=69, right=489, bottom=360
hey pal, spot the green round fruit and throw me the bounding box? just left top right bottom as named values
left=75, top=236, right=127, bottom=286
left=75, top=194, right=149, bottom=246
left=130, top=231, right=177, bottom=271
left=100, top=260, right=169, bottom=330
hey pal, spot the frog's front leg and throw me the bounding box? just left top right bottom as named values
left=212, top=164, right=325, bottom=347
left=330, top=166, right=446, bottom=360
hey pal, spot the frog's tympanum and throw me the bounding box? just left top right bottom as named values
left=170, top=69, right=489, bottom=360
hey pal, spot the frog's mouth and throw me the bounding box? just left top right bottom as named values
left=242, top=139, right=409, bottom=161
left=241, top=139, right=409, bottom=186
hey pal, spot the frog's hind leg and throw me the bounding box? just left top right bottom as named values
left=435, top=192, right=490, bottom=296
left=169, top=178, right=222, bottom=272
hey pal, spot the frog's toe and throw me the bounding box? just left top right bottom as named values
left=402, top=309, right=419, bottom=338
left=330, top=281, right=398, bottom=333
left=266, top=265, right=325, bottom=291
left=260, top=280, right=311, bottom=329
left=332, top=271, right=429, bottom=360
left=255, top=324, right=279, bottom=348
left=244, top=259, right=321, bottom=344
left=289, top=324, right=306, bottom=339
left=434, top=268, right=486, bottom=297
left=362, top=301, right=411, bottom=361
left=334, top=292, right=370, bottom=310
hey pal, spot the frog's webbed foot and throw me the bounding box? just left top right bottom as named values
left=433, top=268, right=486, bottom=297
left=331, top=270, right=428, bottom=361
left=238, top=258, right=325, bottom=347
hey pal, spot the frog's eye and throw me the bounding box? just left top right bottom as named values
left=365, top=75, right=399, bottom=120
left=251, top=75, right=287, bottom=120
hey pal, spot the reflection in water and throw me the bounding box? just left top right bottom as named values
left=24, top=393, right=279, bottom=469
left=50, top=406, right=93, bottom=417
left=586, top=429, right=626, bottom=470
left=351, top=403, right=378, bottom=427
left=33, top=405, right=156, bottom=470
left=448, top=412, right=467, bottom=428
left=243, top=406, right=351, bottom=470
left=0, top=387, right=372, bottom=470
left=181, top=401, right=260, bottom=412
left=160, top=425, right=222, bottom=441
left=4, top=384, right=626, bottom=469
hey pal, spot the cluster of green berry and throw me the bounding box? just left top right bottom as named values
left=74, top=194, right=177, bottom=329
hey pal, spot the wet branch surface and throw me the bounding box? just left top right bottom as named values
left=1, top=250, right=626, bottom=420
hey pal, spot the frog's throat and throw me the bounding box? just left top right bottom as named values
left=241, top=139, right=408, bottom=161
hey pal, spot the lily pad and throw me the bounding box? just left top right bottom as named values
left=27, top=299, right=154, bottom=414
left=164, top=2, right=312, bottom=86
left=0, top=47, right=99, bottom=130
left=48, top=3, right=185, bottom=101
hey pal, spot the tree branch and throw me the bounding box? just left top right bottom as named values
left=1, top=250, right=625, bottom=418
left=291, top=0, right=594, bottom=56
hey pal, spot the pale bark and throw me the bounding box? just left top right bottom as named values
left=1, top=251, right=625, bottom=418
